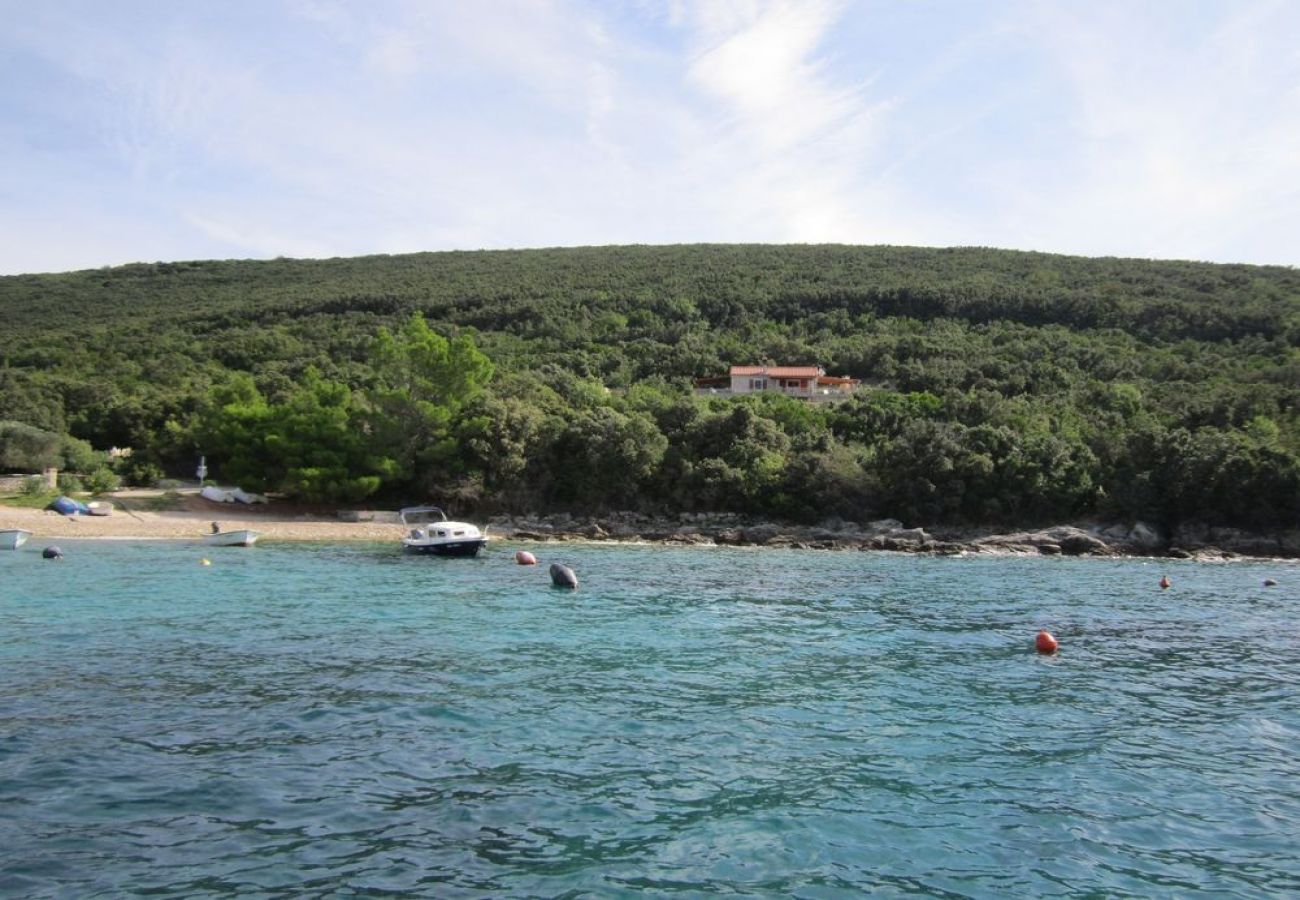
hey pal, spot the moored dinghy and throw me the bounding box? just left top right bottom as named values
left=1, top=529, right=33, bottom=550
left=202, top=527, right=262, bottom=547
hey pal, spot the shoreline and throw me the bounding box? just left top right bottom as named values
left=3, top=502, right=1298, bottom=562
left=0, top=504, right=402, bottom=543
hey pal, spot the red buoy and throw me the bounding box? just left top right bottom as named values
left=1035, top=629, right=1059, bottom=654
left=515, top=550, right=537, bottom=566
left=1159, top=575, right=1171, bottom=590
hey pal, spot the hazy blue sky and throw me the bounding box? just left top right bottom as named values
left=2, top=0, right=1297, bottom=274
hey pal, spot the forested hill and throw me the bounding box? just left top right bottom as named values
left=3, top=244, right=1300, bottom=531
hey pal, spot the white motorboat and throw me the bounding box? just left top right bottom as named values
left=201, top=528, right=262, bottom=547
left=399, top=507, right=488, bottom=557
left=1, top=529, right=33, bottom=550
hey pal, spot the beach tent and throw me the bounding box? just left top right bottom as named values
left=46, top=495, right=90, bottom=516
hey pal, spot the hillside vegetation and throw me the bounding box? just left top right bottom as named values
left=3, top=244, right=1299, bottom=529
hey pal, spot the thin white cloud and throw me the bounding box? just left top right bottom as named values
left=0, top=0, right=1295, bottom=273
left=670, top=0, right=896, bottom=243
left=993, top=0, right=1300, bottom=261
left=687, top=0, right=858, bottom=151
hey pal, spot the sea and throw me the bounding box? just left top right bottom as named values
left=2, top=540, right=1298, bottom=898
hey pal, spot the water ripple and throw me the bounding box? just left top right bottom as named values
left=2, top=543, right=1299, bottom=896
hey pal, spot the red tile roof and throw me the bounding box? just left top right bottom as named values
left=729, top=365, right=823, bottom=378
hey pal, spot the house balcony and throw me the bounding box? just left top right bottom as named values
left=694, top=386, right=856, bottom=402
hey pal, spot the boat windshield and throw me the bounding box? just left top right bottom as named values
left=399, top=507, right=450, bottom=526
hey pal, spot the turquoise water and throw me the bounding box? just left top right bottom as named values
left=2, top=540, right=1298, bottom=897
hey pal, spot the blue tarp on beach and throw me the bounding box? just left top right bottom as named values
left=46, top=495, right=90, bottom=516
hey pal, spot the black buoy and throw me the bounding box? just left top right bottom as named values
left=549, top=563, right=578, bottom=589
left=42, top=546, right=64, bottom=560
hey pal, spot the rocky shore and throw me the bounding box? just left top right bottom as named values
left=5, top=495, right=1298, bottom=560
left=490, top=511, right=1300, bottom=561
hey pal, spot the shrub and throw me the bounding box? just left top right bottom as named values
left=83, top=467, right=122, bottom=494
left=60, top=435, right=103, bottom=473
left=0, top=420, right=60, bottom=471
left=118, top=459, right=163, bottom=487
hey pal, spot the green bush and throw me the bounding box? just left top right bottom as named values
left=0, top=420, right=60, bottom=471
left=118, top=459, right=163, bottom=487
left=83, top=467, right=122, bottom=494
left=60, top=435, right=102, bottom=473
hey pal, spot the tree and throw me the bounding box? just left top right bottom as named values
left=268, top=370, right=395, bottom=503
left=678, top=405, right=790, bottom=513
left=545, top=407, right=668, bottom=509
left=196, top=370, right=395, bottom=503
left=454, top=395, right=558, bottom=508
left=769, top=441, right=875, bottom=522
left=0, top=370, right=66, bottom=434
left=0, top=420, right=61, bottom=471
left=365, top=314, right=494, bottom=495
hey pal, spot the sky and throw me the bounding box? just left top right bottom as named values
left=1, top=0, right=1297, bottom=275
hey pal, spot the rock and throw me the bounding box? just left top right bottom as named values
left=1038, top=544, right=1062, bottom=555
left=1173, top=523, right=1210, bottom=547
left=740, top=524, right=782, bottom=545
left=888, top=527, right=930, bottom=544
left=1129, top=521, right=1164, bottom=550
left=930, top=542, right=967, bottom=555
left=1056, top=532, right=1110, bottom=556
left=1215, top=532, right=1281, bottom=556
left=1009, top=526, right=1111, bottom=556
left=1279, top=531, right=1300, bottom=556
left=1171, top=525, right=1281, bottom=556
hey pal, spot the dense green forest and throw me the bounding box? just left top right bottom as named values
left=3, top=244, right=1300, bottom=530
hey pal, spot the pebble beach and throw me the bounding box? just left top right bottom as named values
left=0, top=496, right=404, bottom=542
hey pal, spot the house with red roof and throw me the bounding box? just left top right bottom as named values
left=695, top=365, right=861, bottom=401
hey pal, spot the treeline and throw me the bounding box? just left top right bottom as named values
left=2, top=244, right=1299, bottom=530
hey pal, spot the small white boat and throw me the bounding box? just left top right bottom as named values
left=399, top=507, right=488, bottom=557
left=1, top=529, right=33, bottom=550
left=202, top=528, right=262, bottom=547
